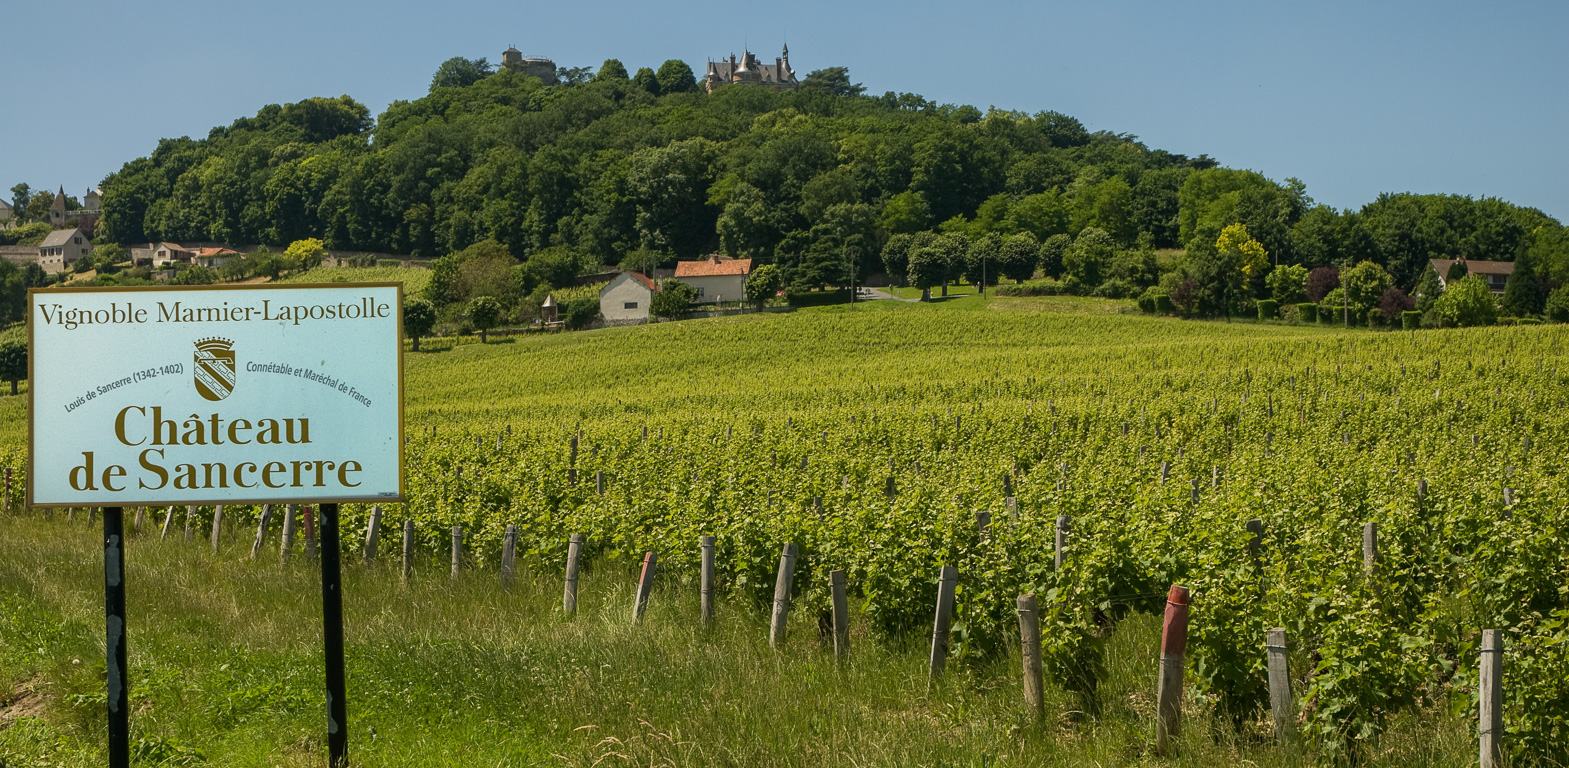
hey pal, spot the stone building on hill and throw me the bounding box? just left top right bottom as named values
left=46, top=186, right=100, bottom=234
left=501, top=46, right=557, bottom=85
left=38, top=229, right=91, bottom=274
left=704, top=45, right=798, bottom=93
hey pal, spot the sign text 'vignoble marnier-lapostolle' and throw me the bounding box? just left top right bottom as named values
left=30, top=284, right=403, bottom=506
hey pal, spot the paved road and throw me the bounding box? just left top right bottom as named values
left=860, top=287, right=918, bottom=302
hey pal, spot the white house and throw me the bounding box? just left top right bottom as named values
left=0, top=198, right=12, bottom=224
left=599, top=271, right=655, bottom=325
left=152, top=242, right=195, bottom=267
left=38, top=229, right=92, bottom=274
left=192, top=247, right=239, bottom=268
left=674, top=254, right=752, bottom=304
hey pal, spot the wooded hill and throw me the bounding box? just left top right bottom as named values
left=96, top=60, right=1567, bottom=298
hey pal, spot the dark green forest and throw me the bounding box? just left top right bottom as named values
left=94, top=58, right=1568, bottom=311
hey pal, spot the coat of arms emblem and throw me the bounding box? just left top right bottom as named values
left=193, top=338, right=236, bottom=401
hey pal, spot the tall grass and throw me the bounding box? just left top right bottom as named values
left=0, top=514, right=1473, bottom=767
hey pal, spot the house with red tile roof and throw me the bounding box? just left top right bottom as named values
left=674, top=254, right=752, bottom=304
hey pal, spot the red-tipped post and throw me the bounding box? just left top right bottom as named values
left=1156, top=585, right=1190, bottom=756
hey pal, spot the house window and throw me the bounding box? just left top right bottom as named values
left=696, top=287, right=705, bottom=297
left=624, top=302, right=639, bottom=310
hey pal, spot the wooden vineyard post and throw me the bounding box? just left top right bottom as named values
left=250, top=505, right=273, bottom=560
left=700, top=536, right=716, bottom=628
left=401, top=520, right=414, bottom=584
left=564, top=534, right=584, bottom=615
left=976, top=511, right=990, bottom=542
left=363, top=506, right=382, bottom=563
left=184, top=505, right=194, bottom=542
left=499, top=525, right=517, bottom=589
left=1054, top=515, right=1070, bottom=570
left=1190, top=479, right=1200, bottom=504
left=632, top=551, right=657, bottom=624
left=280, top=505, right=297, bottom=564
left=929, top=565, right=958, bottom=681
left=1155, top=585, right=1190, bottom=756
left=1160, top=461, right=1170, bottom=483
left=885, top=475, right=897, bottom=500
left=1363, top=522, right=1378, bottom=576
left=1266, top=628, right=1295, bottom=746
left=1479, top=629, right=1503, bottom=768
left=830, top=569, right=849, bottom=659
left=209, top=505, right=224, bottom=552
left=1017, top=594, right=1045, bottom=720
left=595, top=470, right=604, bottom=495
left=160, top=506, right=175, bottom=540
left=449, top=526, right=462, bottom=580
left=769, top=543, right=798, bottom=648
left=133, top=506, right=145, bottom=533
left=303, top=507, right=318, bottom=563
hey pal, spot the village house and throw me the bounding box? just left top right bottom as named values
left=38, top=229, right=92, bottom=274
left=1430, top=258, right=1513, bottom=295
left=151, top=242, right=195, bottom=267
left=674, top=254, right=752, bottom=304
left=192, top=246, right=239, bottom=268
left=0, top=198, right=12, bottom=226
left=599, top=271, right=655, bottom=324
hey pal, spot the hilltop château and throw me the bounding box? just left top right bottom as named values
left=704, top=45, right=798, bottom=93
left=500, top=46, right=557, bottom=85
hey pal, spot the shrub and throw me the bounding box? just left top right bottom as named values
left=1546, top=284, right=1569, bottom=322
left=785, top=287, right=850, bottom=307
left=1297, top=303, right=1317, bottom=323
left=652, top=279, right=698, bottom=317
left=377, top=259, right=401, bottom=268
left=1517, top=317, right=1541, bottom=325
left=1156, top=294, right=1174, bottom=314
left=1401, top=310, right=1421, bottom=330
left=1378, top=287, right=1414, bottom=325
left=1136, top=287, right=1163, bottom=314
left=1432, top=275, right=1497, bottom=327
left=1306, top=267, right=1339, bottom=303
left=993, top=278, right=1068, bottom=297
left=1257, top=299, right=1279, bottom=320
left=1093, top=278, right=1138, bottom=299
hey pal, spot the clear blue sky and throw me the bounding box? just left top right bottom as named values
left=4, top=0, right=1565, bottom=220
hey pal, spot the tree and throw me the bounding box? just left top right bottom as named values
left=596, top=59, right=629, bottom=81
left=905, top=244, right=949, bottom=298
left=430, top=57, right=493, bottom=90
left=1377, top=287, right=1413, bottom=325
left=1413, top=265, right=1443, bottom=313
left=997, top=232, right=1041, bottom=283
left=1446, top=259, right=1469, bottom=283
left=1342, top=261, right=1393, bottom=308
left=556, top=66, right=593, bottom=86
left=1063, top=227, right=1115, bottom=290
left=879, top=192, right=931, bottom=235
left=1432, top=275, right=1496, bottom=327
left=963, top=232, right=1003, bottom=288
left=284, top=237, right=327, bottom=271
left=881, top=232, right=933, bottom=284
left=655, top=60, right=698, bottom=94
left=9, top=184, right=29, bottom=216
left=1500, top=245, right=1545, bottom=317
left=1040, top=234, right=1071, bottom=278
left=1266, top=263, right=1309, bottom=304
left=632, top=67, right=660, bottom=95
left=1546, top=284, right=1569, bottom=323
left=403, top=298, right=435, bottom=351
left=0, top=340, right=24, bottom=395
left=745, top=263, right=783, bottom=310
left=801, top=67, right=866, bottom=97
left=651, top=279, right=695, bottom=318
left=171, top=265, right=218, bottom=285
left=1306, top=267, right=1339, bottom=303
left=469, top=295, right=501, bottom=342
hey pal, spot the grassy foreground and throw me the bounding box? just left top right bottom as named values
left=0, top=514, right=1473, bottom=767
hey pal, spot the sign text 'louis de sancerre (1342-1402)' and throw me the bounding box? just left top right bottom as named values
left=29, top=284, right=404, bottom=507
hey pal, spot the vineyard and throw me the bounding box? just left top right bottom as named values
left=3, top=294, right=1568, bottom=765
